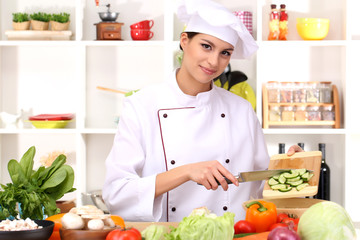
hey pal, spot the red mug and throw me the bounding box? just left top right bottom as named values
left=131, top=29, right=154, bottom=40
left=130, top=20, right=154, bottom=30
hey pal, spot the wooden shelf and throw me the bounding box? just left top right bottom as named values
left=262, top=84, right=340, bottom=129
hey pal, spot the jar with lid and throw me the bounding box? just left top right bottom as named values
left=319, top=81, right=332, bottom=103
left=293, top=82, right=307, bottom=103
left=321, top=104, right=335, bottom=121
left=279, top=82, right=293, bottom=103
left=281, top=105, right=294, bottom=121
left=295, top=105, right=308, bottom=121
left=266, top=81, right=280, bottom=103
left=307, top=105, right=321, bottom=121
left=306, top=82, right=320, bottom=103
left=269, top=105, right=281, bottom=121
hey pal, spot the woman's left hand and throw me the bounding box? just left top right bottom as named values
left=286, top=145, right=304, bottom=156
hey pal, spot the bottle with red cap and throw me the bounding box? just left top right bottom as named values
left=279, top=4, right=288, bottom=40
left=268, top=4, right=279, bottom=40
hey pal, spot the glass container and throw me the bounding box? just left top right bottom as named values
left=307, top=105, right=321, bottom=121
left=306, top=82, right=320, bottom=103
left=280, top=82, right=293, bottom=103
left=281, top=105, right=294, bottom=121
left=267, top=81, right=280, bottom=103
left=321, top=104, right=335, bottom=121
left=269, top=105, right=281, bottom=121
left=295, top=105, right=308, bottom=121
left=319, top=81, right=332, bottom=103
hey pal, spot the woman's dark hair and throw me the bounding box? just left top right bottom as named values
left=179, top=32, right=199, bottom=50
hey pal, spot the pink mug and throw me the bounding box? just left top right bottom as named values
left=131, top=29, right=154, bottom=40
left=130, top=20, right=154, bottom=29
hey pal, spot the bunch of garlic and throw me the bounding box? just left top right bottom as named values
left=61, top=205, right=116, bottom=230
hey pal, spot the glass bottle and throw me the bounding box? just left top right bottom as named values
left=279, top=4, right=288, bottom=40
left=279, top=143, right=285, bottom=154
left=268, top=4, right=279, bottom=40
left=319, top=81, right=332, bottom=103
left=297, top=142, right=304, bottom=150
left=314, top=143, right=330, bottom=200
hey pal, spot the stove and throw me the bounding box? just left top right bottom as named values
left=94, top=22, right=124, bottom=40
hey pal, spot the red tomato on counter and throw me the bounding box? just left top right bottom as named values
left=106, top=228, right=142, bottom=240
left=276, top=213, right=289, bottom=223
left=234, top=220, right=256, bottom=234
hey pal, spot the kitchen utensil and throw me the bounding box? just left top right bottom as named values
left=130, top=20, right=154, bottom=29
left=82, top=190, right=109, bottom=213
left=131, top=29, right=154, bottom=40
left=242, top=198, right=326, bottom=219
left=28, top=120, right=72, bottom=129
left=29, top=113, right=74, bottom=121
left=263, top=151, right=322, bottom=199
left=0, top=220, right=54, bottom=240
left=296, top=18, right=330, bottom=40
left=98, top=4, right=119, bottom=22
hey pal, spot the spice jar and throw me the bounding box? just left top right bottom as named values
left=307, top=105, right=321, bottom=121
left=269, top=105, right=281, bottom=121
left=280, top=82, right=293, bottom=103
left=321, top=104, right=335, bottom=121
left=281, top=105, right=294, bottom=121
left=295, top=105, right=308, bottom=121
left=293, top=82, right=307, bottom=103
left=319, top=81, right=332, bottom=103
left=267, top=81, right=280, bottom=103
left=306, top=82, right=320, bottom=103
left=268, top=4, right=280, bottom=40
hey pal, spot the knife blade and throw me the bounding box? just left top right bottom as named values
left=218, top=169, right=313, bottom=185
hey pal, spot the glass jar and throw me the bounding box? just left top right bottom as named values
left=295, top=105, right=308, bottom=121
left=306, top=82, right=320, bottom=103
left=293, top=82, right=307, bottom=103
left=319, top=81, right=332, bottom=103
left=279, top=82, right=293, bottom=103
left=281, top=105, right=294, bottom=121
left=307, top=105, right=321, bottom=121
left=269, top=105, right=281, bottom=121
left=267, top=81, right=280, bottom=103
left=321, top=104, right=335, bottom=121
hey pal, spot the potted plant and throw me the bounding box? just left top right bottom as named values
left=12, top=12, right=30, bottom=30
left=30, top=12, right=51, bottom=30
left=50, top=12, right=70, bottom=31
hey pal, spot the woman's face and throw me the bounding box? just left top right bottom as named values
left=180, top=33, right=234, bottom=85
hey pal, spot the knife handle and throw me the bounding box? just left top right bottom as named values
left=197, top=176, right=233, bottom=185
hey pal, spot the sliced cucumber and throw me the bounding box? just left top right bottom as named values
left=296, top=168, right=307, bottom=175
left=278, top=185, right=292, bottom=192
left=271, top=184, right=288, bottom=190
left=278, top=174, right=287, bottom=184
left=272, top=174, right=280, bottom=180
left=283, top=170, right=299, bottom=179
left=268, top=178, right=279, bottom=186
left=288, top=179, right=304, bottom=187
left=301, top=172, right=314, bottom=182
left=296, top=183, right=309, bottom=191
left=286, top=176, right=301, bottom=182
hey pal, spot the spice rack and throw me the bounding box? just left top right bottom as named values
left=262, top=83, right=340, bottom=128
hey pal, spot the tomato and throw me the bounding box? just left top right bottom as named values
left=281, top=217, right=295, bottom=225
left=45, top=213, right=66, bottom=240
left=234, top=220, right=256, bottom=234
left=110, top=215, right=126, bottom=229
left=106, top=228, right=142, bottom=240
left=293, top=218, right=300, bottom=225
left=268, top=223, right=288, bottom=231
left=276, top=213, right=289, bottom=223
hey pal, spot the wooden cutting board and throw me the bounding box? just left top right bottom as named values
left=262, top=151, right=322, bottom=199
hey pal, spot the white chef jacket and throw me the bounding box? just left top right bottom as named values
left=103, top=69, right=270, bottom=222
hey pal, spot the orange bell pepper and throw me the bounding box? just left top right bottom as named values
left=245, top=200, right=277, bottom=233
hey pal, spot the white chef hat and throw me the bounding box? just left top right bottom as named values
left=177, top=0, right=258, bottom=59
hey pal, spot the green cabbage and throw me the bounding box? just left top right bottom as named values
left=141, top=224, right=167, bottom=240
left=297, top=201, right=357, bottom=240
left=164, top=210, right=235, bottom=240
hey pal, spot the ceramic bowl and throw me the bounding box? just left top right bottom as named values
left=29, top=120, right=71, bottom=129
left=59, top=227, right=119, bottom=240
left=296, top=18, right=330, bottom=40
left=0, top=220, right=54, bottom=240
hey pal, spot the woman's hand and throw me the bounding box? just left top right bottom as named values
left=187, top=160, right=239, bottom=191
left=286, top=144, right=304, bottom=156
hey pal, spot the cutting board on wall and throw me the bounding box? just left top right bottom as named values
left=263, top=151, right=322, bottom=199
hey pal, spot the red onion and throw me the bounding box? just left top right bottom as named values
left=267, top=226, right=300, bottom=240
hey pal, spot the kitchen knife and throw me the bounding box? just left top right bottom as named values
left=216, top=169, right=313, bottom=185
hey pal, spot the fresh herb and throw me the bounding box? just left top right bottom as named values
left=0, top=146, right=76, bottom=220
left=30, top=12, right=52, bottom=22
left=51, top=13, right=70, bottom=23
left=12, top=12, right=29, bottom=23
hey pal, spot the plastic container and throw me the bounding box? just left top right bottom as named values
left=307, top=105, right=321, bottom=121
left=281, top=105, right=295, bottom=121
left=280, top=82, right=293, bottom=103
left=267, top=81, right=280, bottom=103
left=306, top=82, right=320, bottom=103
left=321, top=104, right=335, bottom=120
left=293, top=82, right=307, bottom=103
left=269, top=105, right=281, bottom=121
left=319, top=81, right=332, bottom=103
left=295, top=105, right=308, bottom=121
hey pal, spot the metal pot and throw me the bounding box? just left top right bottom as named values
left=98, top=12, right=119, bottom=22
left=82, top=190, right=109, bottom=213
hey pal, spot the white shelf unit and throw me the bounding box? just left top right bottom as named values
left=0, top=0, right=359, bottom=221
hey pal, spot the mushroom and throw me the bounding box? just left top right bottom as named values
left=87, top=219, right=105, bottom=230
left=61, top=213, right=85, bottom=230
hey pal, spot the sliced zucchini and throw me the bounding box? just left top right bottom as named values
left=270, top=184, right=288, bottom=190
left=296, top=183, right=309, bottom=191
left=288, top=179, right=304, bottom=187
left=268, top=178, right=279, bottom=186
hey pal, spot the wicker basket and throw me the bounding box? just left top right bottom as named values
left=50, top=21, right=70, bottom=31
left=31, top=20, right=49, bottom=30
left=12, top=21, right=30, bottom=30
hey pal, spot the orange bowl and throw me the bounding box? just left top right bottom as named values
left=296, top=18, right=330, bottom=40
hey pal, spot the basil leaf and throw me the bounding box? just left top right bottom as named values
left=19, top=146, right=35, bottom=180
left=40, top=168, right=67, bottom=190
left=37, top=154, right=66, bottom=185
left=45, top=165, right=75, bottom=200
left=8, top=159, right=28, bottom=186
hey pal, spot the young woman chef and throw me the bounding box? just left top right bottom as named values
left=103, top=0, right=303, bottom=222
